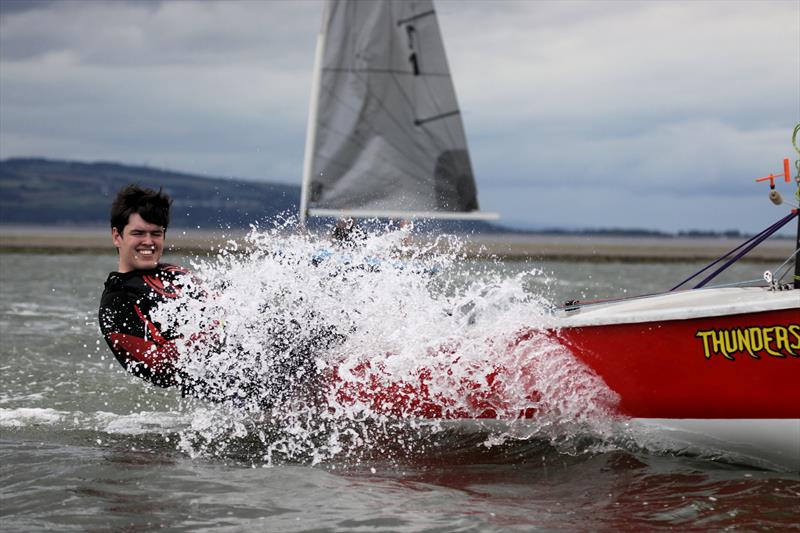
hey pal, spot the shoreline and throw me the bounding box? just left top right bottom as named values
left=0, top=225, right=794, bottom=263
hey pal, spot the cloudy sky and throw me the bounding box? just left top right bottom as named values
left=1, top=0, right=798, bottom=232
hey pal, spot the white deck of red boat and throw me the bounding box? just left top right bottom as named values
left=558, top=287, right=799, bottom=327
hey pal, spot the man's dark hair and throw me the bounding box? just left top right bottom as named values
left=110, top=185, right=172, bottom=233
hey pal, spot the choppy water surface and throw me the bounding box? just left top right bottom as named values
left=1, top=225, right=797, bottom=532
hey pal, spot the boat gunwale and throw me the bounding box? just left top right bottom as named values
left=556, top=286, right=800, bottom=327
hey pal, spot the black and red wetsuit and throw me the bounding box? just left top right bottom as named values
left=98, top=263, right=190, bottom=388
left=99, top=263, right=342, bottom=405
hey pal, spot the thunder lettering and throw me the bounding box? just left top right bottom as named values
left=695, top=325, right=800, bottom=360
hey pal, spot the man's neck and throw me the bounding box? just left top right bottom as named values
left=117, top=263, right=160, bottom=274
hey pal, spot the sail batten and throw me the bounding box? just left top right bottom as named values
left=414, top=110, right=460, bottom=126
left=396, top=9, right=436, bottom=26
left=301, top=0, right=496, bottom=222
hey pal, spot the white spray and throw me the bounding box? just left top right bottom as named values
left=151, top=220, right=619, bottom=464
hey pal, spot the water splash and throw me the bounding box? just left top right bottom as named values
left=151, top=219, right=620, bottom=464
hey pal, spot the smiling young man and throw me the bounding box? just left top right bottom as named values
left=98, top=185, right=341, bottom=405
left=99, top=185, right=190, bottom=388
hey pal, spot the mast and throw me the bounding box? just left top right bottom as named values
left=794, top=170, right=800, bottom=290
left=793, top=123, right=800, bottom=289
left=794, top=203, right=799, bottom=289
left=299, top=0, right=331, bottom=228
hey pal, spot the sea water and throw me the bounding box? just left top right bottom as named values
left=1, top=225, right=797, bottom=531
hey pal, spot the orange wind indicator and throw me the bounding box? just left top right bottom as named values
left=755, top=158, right=792, bottom=188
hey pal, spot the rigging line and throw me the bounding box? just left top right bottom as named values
left=560, top=273, right=770, bottom=312
left=669, top=213, right=796, bottom=291
left=774, top=247, right=800, bottom=284
left=558, top=290, right=677, bottom=311
left=693, top=211, right=798, bottom=289
left=704, top=278, right=764, bottom=289
left=688, top=215, right=794, bottom=290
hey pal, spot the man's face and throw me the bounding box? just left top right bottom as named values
left=112, top=212, right=165, bottom=272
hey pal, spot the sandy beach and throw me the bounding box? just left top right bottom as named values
left=0, top=224, right=794, bottom=262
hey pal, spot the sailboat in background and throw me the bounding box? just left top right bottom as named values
left=300, top=0, right=497, bottom=225
left=299, top=0, right=800, bottom=469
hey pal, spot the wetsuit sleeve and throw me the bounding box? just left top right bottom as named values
left=98, top=290, right=179, bottom=388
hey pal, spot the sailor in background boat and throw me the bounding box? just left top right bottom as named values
left=312, top=217, right=374, bottom=267
left=98, top=185, right=335, bottom=406
left=330, top=217, right=365, bottom=247
left=313, top=217, right=428, bottom=274
left=397, top=219, right=413, bottom=248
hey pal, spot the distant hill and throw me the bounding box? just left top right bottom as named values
left=0, top=157, right=516, bottom=232
left=1, top=157, right=762, bottom=238
left=0, top=158, right=299, bottom=228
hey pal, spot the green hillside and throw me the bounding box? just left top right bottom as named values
left=5, top=157, right=739, bottom=238
left=0, top=157, right=510, bottom=233
left=0, top=158, right=299, bottom=228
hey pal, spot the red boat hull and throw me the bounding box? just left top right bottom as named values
left=334, top=289, right=799, bottom=421
left=555, top=308, right=800, bottom=419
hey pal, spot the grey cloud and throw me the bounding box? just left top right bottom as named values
left=0, top=0, right=319, bottom=66
left=471, top=119, right=789, bottom=198
left=0, top=0, right=58, bottom=16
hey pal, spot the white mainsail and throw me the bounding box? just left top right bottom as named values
left=300, top=0, right=497, bottom=224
